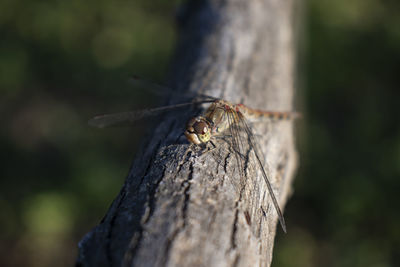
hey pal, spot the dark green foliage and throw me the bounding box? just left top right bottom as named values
left=0, top=0, right=399, bottom=266
left=275, top=1, right=400, bottom=266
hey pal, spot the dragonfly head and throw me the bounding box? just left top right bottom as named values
left=185, top=117, right=212, bottom=145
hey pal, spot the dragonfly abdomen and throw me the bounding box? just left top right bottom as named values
left=237, top=104, right=299, bottom=121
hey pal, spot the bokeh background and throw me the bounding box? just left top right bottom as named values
left=0, top=0, right=399, bottom=266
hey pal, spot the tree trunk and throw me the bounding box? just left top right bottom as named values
left=77, top=0, right=298, bottom=266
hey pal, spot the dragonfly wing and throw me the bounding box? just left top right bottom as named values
left=89, top=100, right=215, bottom=128
left=89, top=110, right=148, bottom=128
left=228, top=109, right=287, bottom=233
left=129, top=76, right=219, bottom=102
left=225, top=109, right=248, bottom=189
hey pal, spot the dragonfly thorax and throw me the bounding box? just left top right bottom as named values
left=185, top=116, right=212, bottom=145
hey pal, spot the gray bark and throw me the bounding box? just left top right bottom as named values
left=77, top=0, right=298, bottom=266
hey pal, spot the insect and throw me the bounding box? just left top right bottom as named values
left=89, top=81, right=299, bottom=233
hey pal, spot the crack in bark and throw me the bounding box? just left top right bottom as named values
left=244, top=210, right=251, bottom=226
left=181, top=162, right=194, bottom=228
left=120, top=141, right=167, bottom=267
left=230, top=207, right=239, bottom=250
left=134, top=140, right=163, bottom=191
left=161, top=161, right=194, bottom=266
left=223, top=151, right=231, bottom=173
left=232, top=253, right=240, bottom=267
left=105, top=189, right=127, bottom=266
left=122, top=232, right=140, bottom=267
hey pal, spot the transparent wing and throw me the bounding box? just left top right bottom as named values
left=89, top=100, right=215, bottom=128
left=225, top=109, right=247, bottom=189
left=226, top=109, right=287, bottom=233
left=128, top=75, right=219, bottom=102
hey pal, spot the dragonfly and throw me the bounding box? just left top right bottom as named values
left=89, top=81, right=299, bottom=233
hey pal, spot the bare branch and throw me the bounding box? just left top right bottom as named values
left=77, top=0, right=298, bottom=266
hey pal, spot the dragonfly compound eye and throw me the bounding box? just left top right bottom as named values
left=184, top=117, right=211, bottom=144
left=193, top=121, right=211, bottom=143
left=193, top=121, right=208, bottom=135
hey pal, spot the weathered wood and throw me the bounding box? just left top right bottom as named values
left=77, top=0, right=298, bottom=266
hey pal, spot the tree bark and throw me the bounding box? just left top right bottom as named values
left=77, top=0, right=298, bottom=266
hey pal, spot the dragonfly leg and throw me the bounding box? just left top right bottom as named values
left=196, top=141, right=217, bottom=157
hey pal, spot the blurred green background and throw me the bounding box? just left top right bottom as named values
left=0, top=0, right=399, bottom=266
